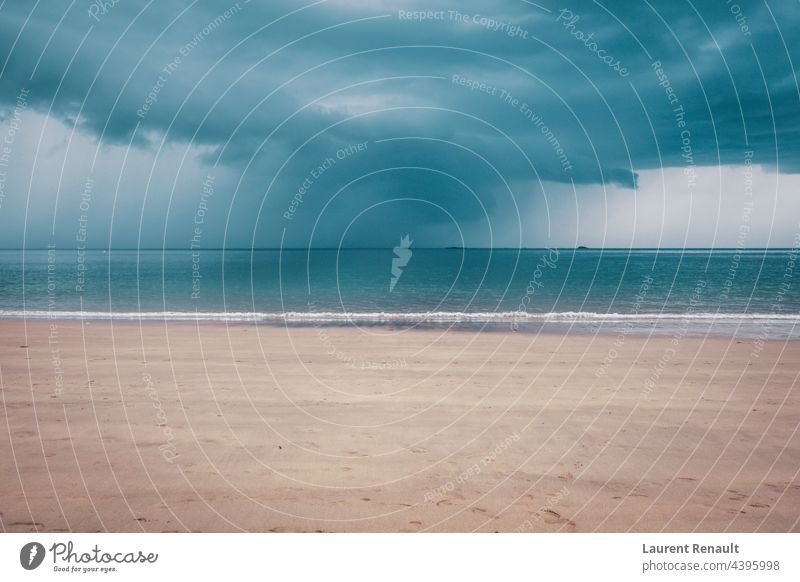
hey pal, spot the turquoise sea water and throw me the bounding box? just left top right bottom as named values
left=1, top=248, right=798, bottom=337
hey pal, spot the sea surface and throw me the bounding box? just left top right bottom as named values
left=0, top=248, right=798, bottom=337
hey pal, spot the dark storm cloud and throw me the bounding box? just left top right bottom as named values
left=0, top=0, right=798, bottom=247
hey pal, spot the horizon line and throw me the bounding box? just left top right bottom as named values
left=0, top=247, right=796, bottom=252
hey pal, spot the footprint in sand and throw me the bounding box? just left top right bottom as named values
left=542, top=509, right=577, bottom=532
left=542, top=509, right=561, bottom=523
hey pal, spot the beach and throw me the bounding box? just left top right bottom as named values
left=1, top=320, right=798, bottom=533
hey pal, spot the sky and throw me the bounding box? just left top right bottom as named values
left=0, top=0, right=798, bottom=248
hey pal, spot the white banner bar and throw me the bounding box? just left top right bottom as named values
left=1, top=533, right=798, bottom=581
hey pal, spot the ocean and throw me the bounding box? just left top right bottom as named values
left=1, top=248, right=797, bottom=337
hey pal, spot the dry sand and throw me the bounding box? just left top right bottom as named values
left=1, top=320, right=798, bottom=532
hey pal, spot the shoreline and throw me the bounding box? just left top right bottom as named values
left=2, top=315, right=797, bottom=341
left=1, top=320, right=798, bottom=532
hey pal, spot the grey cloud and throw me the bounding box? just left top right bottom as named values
left=0, top=0, right=797, bottom=247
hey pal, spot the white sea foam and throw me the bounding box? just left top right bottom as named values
left=1, top=310, right=797, bottom=323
